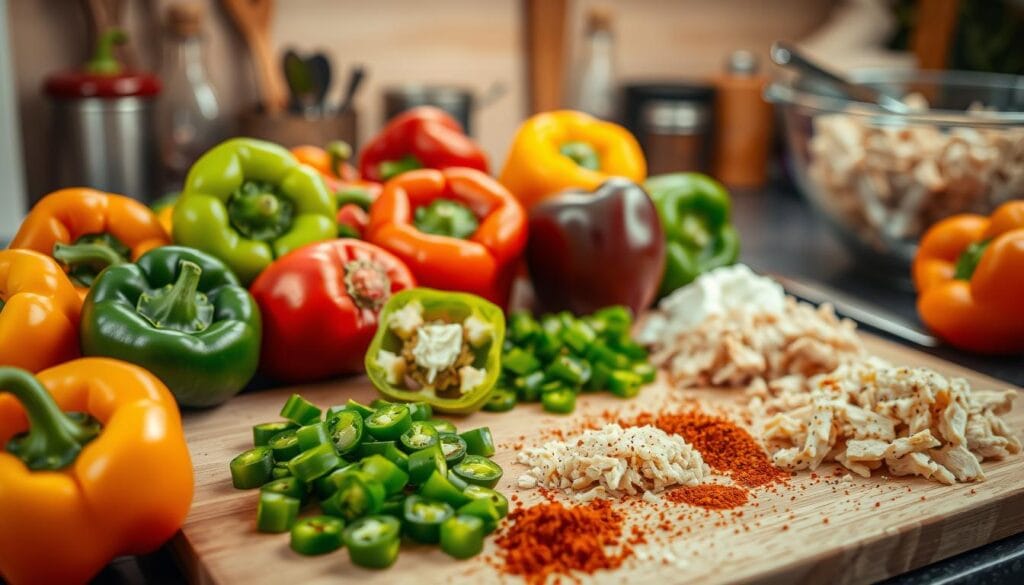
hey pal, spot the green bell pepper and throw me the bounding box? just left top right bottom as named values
left=80, top=245, right=261, bottom=407
left=173, top=138, right=337, bottom=284
left=365, top=288, right=506, bottom=414
left=643, top=172, right=740, bottom=297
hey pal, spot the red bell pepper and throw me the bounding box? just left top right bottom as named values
left=365, top=168, right=527, bottom=308
left=250, top=239, right=416, bottom=383
left=359, top=107, right=489, bottom=182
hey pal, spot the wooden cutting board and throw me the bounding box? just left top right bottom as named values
left=171, top=334, right=1024, bottom=585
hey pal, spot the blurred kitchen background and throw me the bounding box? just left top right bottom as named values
left=1, top=0, right=1022, bottom=238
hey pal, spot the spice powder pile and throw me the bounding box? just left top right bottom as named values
left=494, top=499, right=633, bottom=584
left=665, top=484, right=749, bottom=510
left=632, top=410, right=787, bottom=488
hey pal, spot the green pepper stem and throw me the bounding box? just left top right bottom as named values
left=379, top=155, right=423, bottom=180
left=954, top=240, right=990, bottom=280
left=227, top=181, right=295, bottom=242
left=559, top=141, right=601, bottom=171
left=327, top=141, right=353, bottom=178
left=135, top=260, right=214, bottom=333
left=52, top=241, right=127, bottom=271
left=85, top=28, right=127, bottom=75
left=1, top=367, right=100, bottom=470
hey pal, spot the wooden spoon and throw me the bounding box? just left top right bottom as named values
left=220, top=0, right=287, bottom=114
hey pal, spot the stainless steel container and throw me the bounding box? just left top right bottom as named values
left=384, top=85, right=475, bottom=134
left=43, top=30, right=162, bottom=201
left=49, top=96, right=160, bottom=200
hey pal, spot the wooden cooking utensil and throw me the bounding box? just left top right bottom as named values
left=220, top=0, right=287, bottom=114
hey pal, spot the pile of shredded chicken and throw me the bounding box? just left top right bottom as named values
left=749, top=358, right=1021, bottom=484
left=650, top=298, right=867, bottom=389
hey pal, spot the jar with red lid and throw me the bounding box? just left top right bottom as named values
left=43, top=29, right=161, bottom=201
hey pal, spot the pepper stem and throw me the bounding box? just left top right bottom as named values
left=53, top=241, right=127, bottom=271
left=1, top=367, right=101, bottom=470
left=227, top=180, right=295, bottom=242
left=136, top=260, right=214, bottom=333
left=559, top=141, right=601, bottom=171
left=85, top=28, right=127, bottom=75
left=379, top=155, right=423, bottom=180
left=344, top=260, right=392, bottom=310
left=954, top=240, right=990, bottom=281
left=327, top=141, right=353, bottom=178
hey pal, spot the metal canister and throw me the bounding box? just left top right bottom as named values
left=621, top=83, right=715, bottom=175
left=383, top=85, right=475, bottom=134
left=43, top=30, right=161, bottom=201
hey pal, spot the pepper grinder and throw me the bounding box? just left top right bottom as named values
left=44, top=29, right=162, bottom=201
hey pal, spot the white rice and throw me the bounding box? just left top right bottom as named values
left=515, top=424, right=709, bottom=500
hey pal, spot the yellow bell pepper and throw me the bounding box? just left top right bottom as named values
left=0, top=249, right=82, bottom=372
left=498, top=110, right=646, bottom=210
left=0, top=358, right=193, bottom=585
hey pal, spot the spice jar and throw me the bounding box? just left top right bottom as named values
left=712, top=50, right=773, bottom=188
left=621, top=83, right=714, bottom=175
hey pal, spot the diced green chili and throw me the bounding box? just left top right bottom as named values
left=586, top=361, right=613, bottom=392
left=632, top=361, right=656, bottom=384
left=593, top=305, right=632, bottom=337
left=370, top=398, right=392, bottom=410
left=508, top=311, right=540, bottom=343
left=271, top=463, right=293, bottom=480
left=257, top=491, right=300, bottom=533
left=381, top=494, right=405, bottom=518
left=406, top=401, right=433, bottom=421
left=514, top=371, right=545, bottom=402
left=268, top=429, right=301, bottom=462
left=343, top=515, right=401, bottom=569
left=585, top=340, right=630, bottom=370
left=533, top=329, right=563, bottom=362
left=359, top=454, right=409, bottom=496
left=290, top=515, right=345, bottom=556
left=365, top=404, right=412, bottom=441
left=314, top=463, right=359, bottom=499
left=342, top=398, right=375, bottom=419
left=408, top=443, right=447, bottom=485
left=452, top=455, right=503, bottom=489
left=440, top=515, right=485, bottom=560
left=426, top=419, right=457, bottom=434
left=327, top=410, right=364, bottom=456
left=502, top=347, right=540, bottom=376
left=296, top=421, right=330, bottom=451
left=288, top=443, right=342, bottom=483
left=402, top=495, right=454, bottom=544
left=459, top=427, right=495, bottom=457
left=483, top=389, right=516, bottom=412
left=463, top=485, right=509, bottom=518
left=541, top=387, right=576, bottom=414
left=609, top=369, right=642, bottom=398
left=358, top=440, right=395, bottom=458
left=438, top=433, right=467, bottom=465
left=261, top=476, right=307, bottom=502
left=546, top=355, right=591, bottom=387
left=252, top=421, right=297, bottom=447
left=230, top=446, right=274, bottom=489
left=280, top=393, right=322, bottom=425
left=381, top=443, right=409, bottom=473
left=562, top=320, right=596, bottom=354
left=457, top=497, right=501, bottom=534
left=419, top=470, right=472, bottom=508
left=447, top=469, right=470, bottom=491
left=322, top=472, right=385, bottom=522
left=610, top=336, right=647, bottom=360
left=399, top=421, right=439, bottom=453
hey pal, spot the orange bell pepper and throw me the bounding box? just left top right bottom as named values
left=9, top=188, right=170, bottom=297
left=913, top=200, right=1024, bottom=354
left=366, top=168, right=527, bottom=307
left=291, top=141, right=359, bottom=189
left=0, top=358, right=193, bottom=585
left=499, top=110, right=646, bottom=210
left=0, top=249, right=82, bottom=372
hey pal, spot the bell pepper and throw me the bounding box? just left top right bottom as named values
left=365, top=287, right=505, bottom=414
left=172, top=138, right=338, bottom=285
left=0, top=250, right=82, bottom=372
left=151, top=193, right=179, bottom=235
left=80, top=245, right=261, bottom=407
left=643, top=173, right=740, bottom=296
left=359, top=106, right=489, bottom=182
left=366, top=168, right=527, bottom=307
left=499, top=110, right=646, bottom=210
left=9, top=188, right=171, bottom=296
left=290, top=142, right=383, bottom=238
left=913, top=200, right=1024, bottom=354
left=526, top=178, right=665, bottom=315
left=291, top=141, right=359, bottom=187
left=250, top=239, right=416, bottom=383
left=0, top=358, right=193, bottom=585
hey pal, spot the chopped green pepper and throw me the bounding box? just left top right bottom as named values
left=403, top=495, right=454, bottom=544
left=296, top=421, right=330, bottom=451
left=257, top=491, right=300, bottom=533
left=268, top=429, right=301, bottom=462
left=327, top=410, right=364, bottom=455
left=280, top=393, right=322, bottom=425
left=426, top=419, right=457, bottom=434
left=343, top=515, right=401, bottom=569
left=322, top=472, right=385, bottom=522
left=365, top=403, right=413, bottom=441
left=452, top=455, right=503, bottom=489
left=483, top=389, right=516, bottom=412
left=447, top=469, right=470, bottom=491
left=463, top=485, right=509, bottom=517
left=440, top=515, right=485, bottom=560
left=290, top=515, right=344, bottom=556
left=457, top=497, right=501, bottom=534
left=408, top=443, right=447, bottom=485
left=502, top=347, right=540, bottom=376
left=546, top=355, right=591, bottom=387
left=271, top=462, right=293, bottom=480
left=399, top=421, right=439, bottom=452
left=508, top=311, right=541, bottom=343
left=253, top=421, right=297, bottom=447
left=459, top=427, right=495, bottom=457
left=632, top=361, right=657, bottom=384
left=542, top=388, right=576, bottom=414
left=314, top=463, right=359, bottom=499
left=359, top=454, right=408, bottom=496
left=562, top=320, right=596, bottom=354
left=609, top=370, right=642, bottom=398
left=406, top=401, right=433, bottom=421
left=230, top=446, right=274, bottom=489
left=514, top=371, right=545, bottom=402
left=438, top=433, right=467, bottom=465
left=288, top=443, right=342, bottom=483
left=261, top=476, right=307, bottom=502
left=419, top=470, right=471, bottom=508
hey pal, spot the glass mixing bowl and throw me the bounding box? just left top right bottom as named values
left=766, top=69, right=1024, bottom=279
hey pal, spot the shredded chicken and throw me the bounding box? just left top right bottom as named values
left=752, top=358, right=1021, bottom=484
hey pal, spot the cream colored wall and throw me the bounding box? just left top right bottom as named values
left=8, top=0, right=833, bottom=203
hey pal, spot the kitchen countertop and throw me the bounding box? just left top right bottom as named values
left=39, top=181, right=1022, bottom=585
